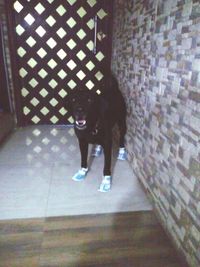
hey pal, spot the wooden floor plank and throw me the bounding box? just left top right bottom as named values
left=0, top=218, right=44, bottom=235
left=0, top=218, right=44, bottom=267
left=0, top=212, right=188, bottom=267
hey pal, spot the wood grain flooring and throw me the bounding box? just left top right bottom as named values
left=0, top=211, right=188, bottom=267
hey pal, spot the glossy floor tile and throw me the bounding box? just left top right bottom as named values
left=0, top=125, right=152, bottom=219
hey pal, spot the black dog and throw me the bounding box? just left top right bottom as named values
left=67, top=75, right=127, bottom=192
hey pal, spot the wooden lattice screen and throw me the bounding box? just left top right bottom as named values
left=6, top=0, right=113, bottom=126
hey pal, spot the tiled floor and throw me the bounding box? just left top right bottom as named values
left=0, top=125, right=152, bottom=220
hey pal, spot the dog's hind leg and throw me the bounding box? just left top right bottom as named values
left=91, top=144, right=103, bottom=157
left=72, top=138, right=88, bottom=182
left=117, top=116, right=127, bottom=160
left=118, top=115, right=126, bottom=147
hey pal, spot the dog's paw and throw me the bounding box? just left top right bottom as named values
left=91, top=145, right=103, bottom=157
left=117, top=147, right=127, bottom=161
left=72, top=168, right=88, bottom=182
left=98, top=176, right=112, bottom=192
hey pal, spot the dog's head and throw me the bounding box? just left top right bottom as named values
left=66, top=89, right=100, bottom=130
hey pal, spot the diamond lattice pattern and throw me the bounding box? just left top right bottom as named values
left=13, top=0, right=110, bottom=125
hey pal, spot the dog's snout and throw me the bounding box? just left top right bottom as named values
left=77, top=107, right=83, bottom=112
left=76, top=106, right=84, bottom=115
left=75, top=106, right=85, bottom=118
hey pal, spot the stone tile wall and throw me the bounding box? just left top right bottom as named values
left=111, top=1, right=200, bottom=266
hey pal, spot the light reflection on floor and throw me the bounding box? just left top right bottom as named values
left=0, top=125, right=152, bottom=220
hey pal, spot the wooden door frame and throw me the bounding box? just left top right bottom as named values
left=4, top=0, right=24, bottom=126
left=0, top=20, right=10, bottom=112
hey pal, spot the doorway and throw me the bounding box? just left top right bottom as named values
left=6, top=0, right=113, bottom=126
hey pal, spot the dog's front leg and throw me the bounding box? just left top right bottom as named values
left=103, top=137, right=112, bottom=176
left=99, top=132, right=112, bottom=192
left=72, top=138, right=88, bottom=182
left=79, top=138, right=88, bottom=169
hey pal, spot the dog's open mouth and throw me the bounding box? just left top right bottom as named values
left=75, top=120, right=87, bottom=130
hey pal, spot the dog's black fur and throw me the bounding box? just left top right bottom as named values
left=67, top=75, right=126, bottom=176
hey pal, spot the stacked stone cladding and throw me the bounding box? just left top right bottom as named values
left=112, top=1, right=200, bottom=266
